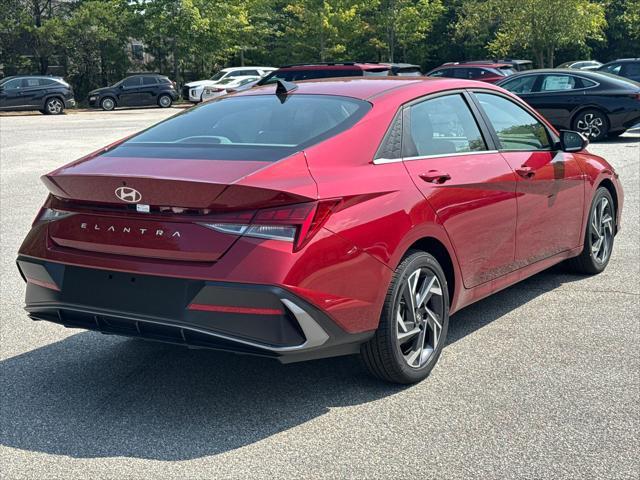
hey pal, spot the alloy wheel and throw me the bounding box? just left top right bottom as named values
left=396, top=268, right=444, bottom=368
left=576, top=113, right=605, bottom=140
left=159, top=95, right=172, bottom=107
left=590, top=196, right=614, bottom=264
left=101, top=98, right=115, bottom=111
left=47, top=99, right=63, bottom=114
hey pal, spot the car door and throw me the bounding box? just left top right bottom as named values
left=400, top=92, right=519, bottom=288
left=139, top=76, right=158, bottom=105
left=471, top=91, right=585, bottom=267
left=19, top=78, right=44, bottom=108
left=0, top=78, right=23, bottom=108
left=526, top=74, right=586, bottom=127
left=118, top=76, right=142, bottom=106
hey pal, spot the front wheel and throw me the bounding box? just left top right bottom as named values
left=158, top=94, right=173, bottom=108
left=572, top=109, right=609, bottom=142
left=44, top=97, right=64, bottom=115
left=100, top=97, right=116, bottom=111
left=361, top=250, right=449, bottom=384
left=566, top=187, right=615, bottom=274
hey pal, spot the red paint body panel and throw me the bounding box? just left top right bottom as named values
left=18, top=78, right=624, bottom=342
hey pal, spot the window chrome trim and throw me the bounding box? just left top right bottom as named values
left=500, top=72, right=600, bottom=93
left=373, top=149, right=498, bottom=165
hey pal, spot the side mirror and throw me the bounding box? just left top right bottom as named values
left=119, top=84, right=124, bottom=89
left=559, top=130, right=588, bottom=152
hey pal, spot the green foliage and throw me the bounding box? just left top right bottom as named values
left=0, top=0, right=631, bottom=101
left=455, top=0, right=607, bottom=67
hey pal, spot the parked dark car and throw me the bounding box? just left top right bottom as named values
left=557, top=60, right=602, bottom=71
left=426, top=62, right=515, bottom=83
left=497, top=69, right=640, bottom=141
left=597, top=58, right=640, bottom=82
left=257, top=62, right=391, bottom=85
left=0, top=75, right=75, bottom=114
left=385, top=63, right=423, bottom=76
left=88, top=74, right=178, bottom=111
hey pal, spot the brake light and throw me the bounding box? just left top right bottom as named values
left=200, top=200, right=340, bottom=251
left=33, top=208, right=74, bottom=226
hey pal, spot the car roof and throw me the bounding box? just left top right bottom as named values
left=601, top=58, right=640, bottom=64
left=233, top=77, right=504, bottom=102
left=221, top=66, right=275, bottom=72
left=276, top=62, right=390, bottom=71
left=439, top=62, right=512, bottom=68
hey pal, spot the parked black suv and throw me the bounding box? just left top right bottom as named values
left=0, top=75, right=75, bottom=114
left=598, top=58, right=640, bottom=82
left=88, top=74, right=178, bottom=111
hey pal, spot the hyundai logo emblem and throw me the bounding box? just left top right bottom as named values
left=115, top=186, right=142, bottom=203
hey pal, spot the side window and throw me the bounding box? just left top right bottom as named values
left=39, top=78, right=56, bottom=86
left=501, top=75, right=537, bottom=94
left=428, top=69, right=448, bottom=78
left=622, top=62, right=640, bottom=77
left=122, top=77, right=141, bottom=88
left=405, top=94, right=487, bottom=157
left=539, top=75, right=577, bottom=91
left=375, top=112, right=403, bottom=160
left=580, top=78, right=597, bottom=88
left=601, top=63, right=622, bottom=75
left=3, top=79, right=22, bottom=90
left=475, top=93, right=551, bottom=151
left=451, top=68, right=468, bottom=79
left=22, top=78, right=40, bottom=88
left=142, top=76, right=158, bottom=85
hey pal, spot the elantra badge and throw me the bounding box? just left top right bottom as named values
left=115, top=186, right=142, bottom=203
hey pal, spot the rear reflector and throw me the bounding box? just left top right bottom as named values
left=188, top=303, right=284, bottom=315
left=25, top=277, right=60, bottom=291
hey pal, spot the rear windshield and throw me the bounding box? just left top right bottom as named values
left=104, top=94, right=371, bottom=161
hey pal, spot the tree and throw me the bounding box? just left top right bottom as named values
left=60, top=0, right=134, bottom=99
left=455, top=0, right=607, bottom=67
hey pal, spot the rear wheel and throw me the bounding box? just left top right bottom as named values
left=572, top=109, right=609, bottom=141
left=567, top=187, right=615, bottom=274
left=361, top=250, right=449, bottom=384
left=100, top=97, right=116, bottom=111
left=44, top=97, right=64, bottom=115
left=158, top=94, right=172, bottom=108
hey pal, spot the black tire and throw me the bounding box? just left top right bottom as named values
left=158, top=94, right=173, bottom=108
left=100, top=97, right=116, bottom=111
left=44, top=97, right=64, bottom=115
left=361, top=250, right=450, bottom=384
left=566, top=187, right=615, bottom=274
left=572, top=108, right=609, bottom=142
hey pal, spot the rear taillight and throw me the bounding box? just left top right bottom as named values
left=632, top=93, right=640, bottom=101
left=200, top=200, right=340, bottom=252
left=33, top=208, right=74, bottom=226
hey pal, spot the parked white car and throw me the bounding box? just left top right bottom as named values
left=182, top=67, right=276, bottom=103
left=200, top=76, right=261, bottom=102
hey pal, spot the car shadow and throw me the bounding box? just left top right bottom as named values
left=0, top=265, right=586, bottom=461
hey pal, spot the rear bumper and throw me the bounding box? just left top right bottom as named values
left=17, top=257, right=372, bottom=363
left=65, top=98, right=76, bottom=108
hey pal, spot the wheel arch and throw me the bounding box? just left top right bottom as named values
left=404, top=236, right=456, bottom=306
left=598, top=178, right=619, bottom=230
left=570, top=105, right=610, bottom=129
left=42, top=94, right=64, bottom=108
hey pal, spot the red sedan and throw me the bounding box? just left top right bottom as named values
left=17, top=77, right=623, bottom=384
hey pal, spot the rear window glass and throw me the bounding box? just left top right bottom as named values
left=104, top=94, right=371, bottom=161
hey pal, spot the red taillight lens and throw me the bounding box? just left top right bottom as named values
left=200, top=200, right=340, bottom=251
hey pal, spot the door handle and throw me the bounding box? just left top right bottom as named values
left=515, top=166, right=535, bottom=179
left=419, top=170, right=451, bottom=184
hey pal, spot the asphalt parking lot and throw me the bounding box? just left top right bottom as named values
left=0, top=108, right=638, bottom=479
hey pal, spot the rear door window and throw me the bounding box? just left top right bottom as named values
left=622, top=62, right=640, bottom=77
left=501, top=75, right=538, bottom=93
left=474, top=93, right=551, bottom=150
left=539, top=75, right=577, bottom=91
left=142, top=76, right=158, bottom=85
left=105, top=94, right=371, bottom=161
left=22, top=78, right=40, bottom=88
left=122, top=77, right=142, bottom=88
left=405, top=94, right=487, bottom=157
